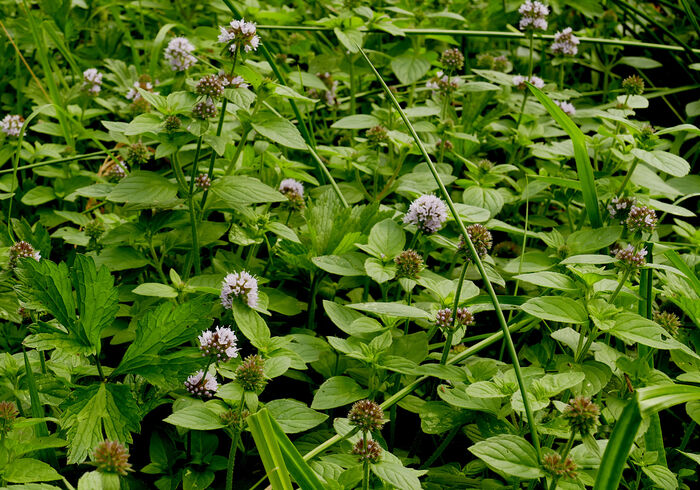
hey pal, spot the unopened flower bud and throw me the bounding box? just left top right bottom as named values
left=348, top=399, right=385, bottom=432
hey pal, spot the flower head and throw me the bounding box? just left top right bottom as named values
left=221, top=408, right=250, bottom=431
left=218, top=18, right=261, bottom=54
left=164, top=37, right=197, bottom=72
left=563, top=396, right=600, bottom=436
left=219, top=72, right=249, bottom=89
left=348, top=400, right=385, bottom=432
left=106, top=158, right=128, bottom=180
left=625, top=205, right=657, bottom=234
left=184, top=370, right=218, bottom=397
left=441, top=48, right=465, bottom=72
left=403, top=195, right=448, bottom=234
left=235, top=354, right=267, bottom=392
left=551, top=27, right=580, bottom=56
left=279, top=178, right=304, bottom=209
left=0, top=401, right=19, bottom=434
left=654, top=311, right=681, bottom=337
left=607, top=196, right=635, bottom=223
left=196, top=74, right=225, bottom=99
left=164, top=115, right=181, bottom=133
left=554, top=100, right=576, bottom=116
left=426, top=71, right=460, bottom=95
left=126, top=142, right=151, bottom=165
left=458, top=224, right=493, bottom=260
left=85, top=219, right=105, bottom=240
left=82, top=68, right=104, bottom=96
left=519, top=1, right=549, bottom=31
left=192, top=99, right=217, bottom=119
left=614, top=244, right=647, bottom=269
left=9, top=241, right=41, bottom=267
left=366, top=125, right=389, bottom=145
left=435, top=307, right=474, bottom=330
left=622, top=75, right=645, bottom=96
left=394, top=249, right=424, bottom=279
left=493, top=55, right=509, bottom=72
left=199, top=326, right=239, bottom=360
left=1, top=114, right=25, bottom=137
left=126, top=75, right=158, bottom=102
left=92, top=440, right=132, bottom=476
left=542, top=452, right=577, bottom=479
left=513, top=74, right=545, bottom=90
left=221, top=271, right=259, bottom=309
left=352, top=439, right=382, bottom=463
left=195, top=173, right=211, bottom=190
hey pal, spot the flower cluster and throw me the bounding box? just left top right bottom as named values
left=308, top=72, right=339, bottom=105
left=551, top=27, right=580, bottom=56
left=554, top=100, right=576, bottom=116
left=198, top=326, right=239, bottom=360
left=221, top=270, right=259, bottom=309
left=279, top=178, right=305, bottom=208
left=164, top=37, right=197, bottom=71
left=366, top=125, right=389, bottom=145
left=218, top=18, right=261, bottom=54
left=219, top=72, right=249, bottom=89
left=1, top=114, right=24, bottom=137
left=513, top=75, right=545, bottom=90
left=92, top=440, right=132, bottom=476
left=85, top=219, right=105, bottom=240
left=622, top=75, right=645, bottom=96
left=192, top=99, right=217, bottom=120
left=126, top=142, right=151, bottom=165
left=563, top=396, right=600, bottom=436
left=352, top=439, right=382, bottom=463
left=395, top=249, right=424, bottom=279
left=164, top=115, right=181, bottom=133
left=519, top=1, right=549, bottom=31
left=126, top=75, right=158, bottom=102
left=426, top=71, right=460, bottom=95
left=440, top=48, right=465, bottom=72
left=82, top=68, right=103, bottom=96
left=436, top=139, right=454, bottom=152
left=184, top=370, right=218, bottom=397
left=348, top=400, right=385, bottom=432
left=195, top=173, right=211, bottom=190
left=542, top=452, right=577, bottom=479
left=403, top=195, right=448, bottom=234
left=476, top=54, right=508, bottom=71
left=9, top=241, right=41, bottom=267
left=459, top=224, right=493, bottom=260
left=626, top=205, right=657, bottom=234
left=607, top=196, right=635, bottom=223
left=196, top=74, right=225, bottom=99
left=106, top=158, right=128, bottom=179
left=654, top=311, right=681, bottom=337
left=435, top=307, right=474, bottom=330
left=235, top=354, right=267, bottom=392
left=614, top=244, right=647, bottom=268
left=0, top=401, right=19, bottom=434
left=221, top=408, right=250, bottom=431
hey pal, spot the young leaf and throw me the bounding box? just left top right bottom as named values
left=469, top=435, right=544, bottom=479
left=311, top=376, right=369, bottom=410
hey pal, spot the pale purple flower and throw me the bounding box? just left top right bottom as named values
left=519, top=1, right=549, bottom=31
left=554, top=100, right=576, bottom=116
left=218, top=18, right=261, bottom=54
left=1, top=114, right=24, bottom=137
left=608, top=196, right=635, bottom=222
left=513, top=75, right=545, bottom=90
left=219, top=72, right=249, bottom=89
left=626, top=205, right=657, bottom=234
left=164, top=37, right=197, bottom=71
left=221, top=271, right=258, bottom=309
left=551, top=27, right=580, bottom=56
left=198, top=326, right=239, bottom=360
left=279, top=178, right=304, bottom=199
left=404, top=195, right=448, bottom=234
left=426, top=71, right=460, bottom=95
left=184, top=370, right=218, bottom=397
left=82, top=68, right=103, bottom=96
left=614, top=244, right=647, bottom=268
left=126, top=80, right=159, bottom=101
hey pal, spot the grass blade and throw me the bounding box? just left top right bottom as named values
left=247, top=409, right=294, bottom=490
left=149, top=23, right=176, bottom=78
left=526, top=83, right=602, bottom=228
left=664, top=249, right=700, bottom=296
left=23, top=349, right=58, bottom=466
left=355, top=43, right=541, bottom=460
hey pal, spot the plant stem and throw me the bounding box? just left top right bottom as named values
left=420, top=425, right=459, bottom=469
left=440, top=260, right=468, bottom=364
left=610, top=269, right=632, bottom=303
left=226, top=391, right=246, bottom=490
left=615, top=158, right=639, bottom=195
left=362, top=432, right=370, bottom=490
left=186, top=136, right=203, bottom=277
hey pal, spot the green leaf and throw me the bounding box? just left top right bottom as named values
left=513, top=272, right=577, bottom=291
left=371, top=462, right=426, bottom=490
left=231, top=301, right=271, bottom=348
left=210, top=176, right=286, bottom=207
left=21, top=186, right=56, bottom=206
left=390, top=51, right=431, bottom=85
left=312, top=253, right=366, bottom=276
left=527, top=83, right=602, bottom=227
left=114, top=296, right=211, bottom=375
left=469, top=435, right=544, bottom=479
left=641, top=465, right=678, bottom=489
left=566, top=226, right=623, bottom=254
left=90, top=247, right=150, bottom=271
left=60, top=383, right=141, bottom=464
left=106, top=171, right=178, bottom=206
left=265, top=399, right=328, bottom=433
left=131, top=282, right=179, bottom=298
left=252, top=114, right=306, bottom=150
left=164, top=403, right=225, bottom=430
left=347, top=302, right=430, bottom=319
left=363, top=218, right=405, bottom=259
left=664, top=250, right=700, bottom=296
left=618, top=57, right=662, bottom=69
left=331, top=115, right=381, bottom=129
left=608, top=312, right=677, bottom=349
left=3, top=458, right=62, bottom=483
left=364, top=258, right=396, bottom=284
left=311, top=376, right=369, bottom=410
left=630, top=149, right=690, bottom=177
left=521, top=296, right=588, bottom=324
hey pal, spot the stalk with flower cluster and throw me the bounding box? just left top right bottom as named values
left=515, top=1, right=549, bottom=129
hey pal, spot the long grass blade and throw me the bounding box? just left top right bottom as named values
left=355, top=43, right=541, bottom=460
left=526, top=83, right=602, bottom=228
left=247, top=409, right=294, bottom=490
left=23, top=349, right=58, bottom=466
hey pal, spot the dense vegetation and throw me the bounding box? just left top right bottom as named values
left=1, top=0, right=699, bottom=489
